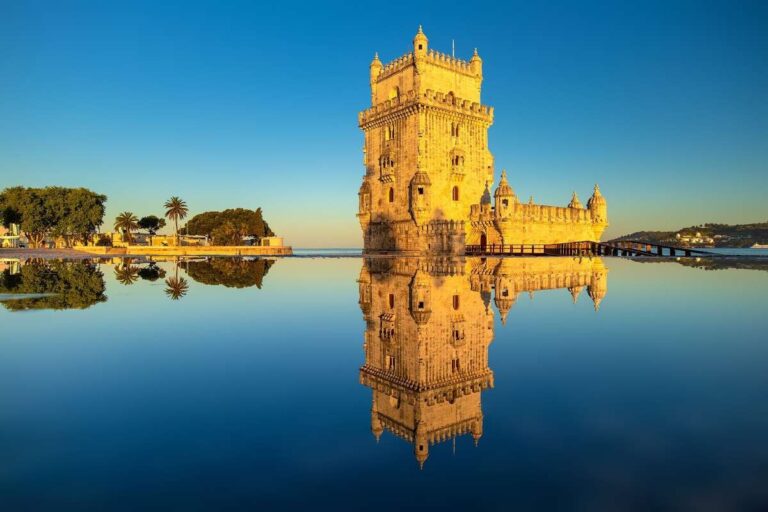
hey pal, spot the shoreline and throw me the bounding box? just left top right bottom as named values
left=2, top=247, right=768, bottom=261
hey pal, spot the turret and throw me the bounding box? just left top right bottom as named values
left=493, top=170, right=517, bottom=218
left=413, top=25, right=428, bottom=57
left=587, top=184, right=607, bottom=222
left=409, top=269, right=432, bottom=325
left=470, top=48, right=483, bottom=77
left=369, top=53, right=382, bottom=104
left=568, top=191, right=583, bottom=209
left=358, top=264, right=372, bottom=316
left=568, top=285, right=584, bottom=304
left=471, top=416, right=484, bottom=447
left=357, top=180, right=371, bottom=231
left=587, top=184, right=608, bottom=241
left=371, top=400, right=383, bottom=442
left=414, top=421, right=429, bottom=469
left=587, top=260, right=608, bottom=312
left=493, top=278, right=516, bottom=325
left=409, top=171, right=432, bottom=226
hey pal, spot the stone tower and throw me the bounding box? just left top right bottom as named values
left=358, top=27, right=495, bottom=254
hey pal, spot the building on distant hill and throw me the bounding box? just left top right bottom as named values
left=357, top=27, right=608, bottom=254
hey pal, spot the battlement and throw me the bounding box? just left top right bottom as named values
left=359, top=89, right=493, bottom=127
left=470, top=202, right=597, bottom=224
left=424, top=49, right=474, bottom=75
left=375, top=48, right=477, bottom=83
left=377, top=52, right=415, bottom=80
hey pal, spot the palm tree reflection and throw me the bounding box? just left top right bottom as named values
left=114, top=262, right=139, bottom=286
left=164, top=258, right=189, bottom=300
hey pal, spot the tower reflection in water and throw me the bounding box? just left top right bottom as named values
left=358, top=256, right=608, bottom=468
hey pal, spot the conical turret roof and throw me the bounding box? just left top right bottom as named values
left=494, top=170, right=516, bottom=198
left=568, top=191, right=583, bottom=209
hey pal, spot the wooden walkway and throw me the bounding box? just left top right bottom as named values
left=465, top=240, right=713, bottom=257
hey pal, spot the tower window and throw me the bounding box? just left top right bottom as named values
left=502, top=199, right=509, bottom=207
left=389, top=188, right=394, bottom=203
left=418, top=44, right=423, bottom=50
left=451, top=122, right=460, bottom=137
left=389, top=294, right=395, bottom=309
left=452, top=358, right=461, bottom=372
left=418, top=187, right=424, bottom=195
left=452, top=186, right=460, bottom=201
left=453, top=295, right=460, bottom=310
left=418, top=300, right=425, bottom=309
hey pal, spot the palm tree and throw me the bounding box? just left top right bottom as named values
left=164, top=260, right=188, bottom=300
left=164, top=196, right=189, bottom=246
left=114, top=211, right=139, bottom=243
left=114, top=264, right=139, bottom=285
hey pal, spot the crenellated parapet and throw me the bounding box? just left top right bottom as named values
left=376, top=51, right=415, bottom=80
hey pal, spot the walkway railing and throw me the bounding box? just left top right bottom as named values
left=465, top=240, right=713, bottom=257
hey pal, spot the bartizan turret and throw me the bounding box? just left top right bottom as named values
left=409, top=171, right=432, bottom=226
left=587, top=184, right=608, bottom=240
left=493, top=170, right=517, bottom=244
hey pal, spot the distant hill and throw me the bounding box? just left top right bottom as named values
left=613, top=222, right=768, bottom=248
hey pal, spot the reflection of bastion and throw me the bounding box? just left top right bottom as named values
left=358, top=256, right=607, bottom=467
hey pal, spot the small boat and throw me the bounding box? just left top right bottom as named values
left=751, top=243, right=768, bottom=249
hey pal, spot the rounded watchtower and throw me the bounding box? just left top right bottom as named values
left=587, top=184, right=607, bottom=222
left=413, top=25, right=428, bottom=56
left=409, top=171, right=432, bottom=226
left=493, top=170, right=517, bottom=218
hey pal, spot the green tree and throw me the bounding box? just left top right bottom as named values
left=0, top=186, right=107, bottom=248
left=114, top=262, right=140, bottom=285
left=114, top=211, right=139, bottom=243
left=185, top=258, right=274, bottom=288
left=0, top=261, right=107, bottom=311
left=138, top=215, right=166, bottom=245
left=164, top=196, right=189, bottom=246
left=138, top=215, right=166, bottom=235
left=164, top=261, right=188, bottom=300
left=185, top=208, right=275, bottom=245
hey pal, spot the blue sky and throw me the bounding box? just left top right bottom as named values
left=1, top=0, right=766, bottom=247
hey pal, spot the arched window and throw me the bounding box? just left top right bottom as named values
left=389, top=294, right=395, bottom=309
left=389, top=187, right=394, bottom=203
left=388, top=87, right=400, bottom=101
left=453, top=295, right=460, bottom=310
left=452, top=186, right=460, bottom=201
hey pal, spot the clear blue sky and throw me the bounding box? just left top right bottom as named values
left=1, top=0, right=766, bottom=247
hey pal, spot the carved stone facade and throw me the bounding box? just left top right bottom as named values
left=358, top=27, right=608, bottom=254
left=358, top=256, right=608, bottom=467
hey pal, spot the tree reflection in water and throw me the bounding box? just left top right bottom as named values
left=0, top=260, right=107, bottom=311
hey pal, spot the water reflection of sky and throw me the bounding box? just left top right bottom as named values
left=1, top=257, right=767, bottom=510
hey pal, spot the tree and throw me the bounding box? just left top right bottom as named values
left=114, top=211, right=139, bottom=243
left=138, top=215, right=166, bottom=235
left=164, top=196, right=189, bottom=246
left=185, top=258, right=274, bottom=288
left=0, top=261, right=107, bottom=311
left=185, top=208, right=275, bottom=245
left=114, top=264, right=140, bottom=285
left=138, top=215, right=166, bottom=245
left=0, top=186, right=107, bottom=248
left=164, top=260, right=188, bottom=300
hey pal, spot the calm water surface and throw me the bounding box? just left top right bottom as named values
left=1, top=256, right=767, bottom=511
